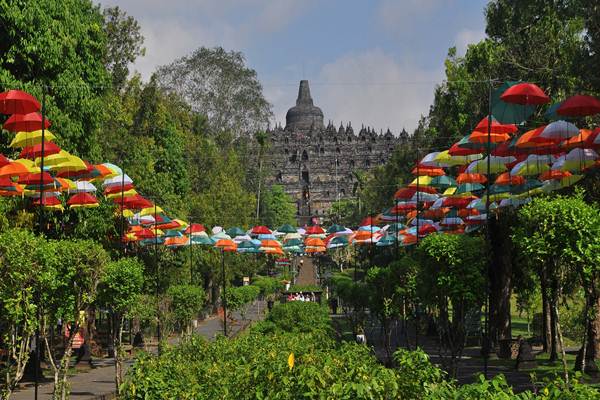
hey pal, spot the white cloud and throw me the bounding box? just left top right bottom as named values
left=455, top=29, right=486, bottom=55
left=269, top=49, right=443, bottom=134
left=101, top=0, right=316, bottom=79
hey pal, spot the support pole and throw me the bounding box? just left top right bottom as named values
left=221, top=248, right=228, bottom=336
left=483, top=79, right=493, bottom=379
left=155, top=202, right=161, bottom=355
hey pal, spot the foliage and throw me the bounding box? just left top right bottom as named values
left=166, top=284, right=206, bottom=331
left=225, top=285, right=260, bottom=318
left=254, top=301, right=331, bottom=336
left=98, top=257, right=144, bottom=314
left=0, top=0, right=110, bottom=160
left=260, top=185, right=296, bottom=228
left=287, top=284, right=321, bottom=293
left=156, top=46, right=272, bottom=136
left=252, top=276, right=284, bottom=298
left=102, top=6, right=145, bottom=89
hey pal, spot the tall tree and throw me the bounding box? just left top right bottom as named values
left=156, top=47, right=272, bottom=136
left=102, top=6, right=145, bottom=90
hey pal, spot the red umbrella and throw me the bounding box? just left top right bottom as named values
left=500, top=83, right=550, bottom=105
left=305, top=225, right=325, bottom=235
left=394, top=186, right=437, bottom=200
left=494, top=173, right=525, bottom=186
left=456, top=173, right=487, bottom=184
left=104, top=182, right=135, bottom=194
left=32, top=197, right=61, bottom=207
left=251, top=225, right=272, bottom=235
left=472, top=116, right=518, bottom=134
left=67, top=192, right=99, bottom=207
left=443, top=196, right=477, bottom=208
left=411, top=166, right=445, bottom=176
left=19, top=141, right=61, bottom=159
left=185, top=223, right=206, bottom=234
left=448, top=141, right=484, bottom=156
left=18, top=172, right=54, bottom=186
left=116, top=194, right=152, bottom=209
left=3, top=112, right=51, bottom=132
left=557, top=95, right=600, bottom=117
left=0, top=90, right=41, bottom=114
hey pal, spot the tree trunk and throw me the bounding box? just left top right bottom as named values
left=540, top=271, right=552, bottom=353
left=489, top=217, right=512, bottom=346
left=554, top=303, right=569, bottom=382
left=549, top=292, right=558, bottom=362
left=577, top=289, right=600, bottom=374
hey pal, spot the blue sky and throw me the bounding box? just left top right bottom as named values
left=100, top=0, right=489, bottom=133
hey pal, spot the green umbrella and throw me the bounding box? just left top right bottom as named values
left=492, top=81, right=535, bottom=124
left=237, top=240, right=260, bottom=253
left=511, top=179, right=543, bottom=195
left=455, top=183, right=485, bottom=195
left=376, top=234, right=396, bottom=247
left=284, top=238, right=303, bottom=247
left=386, top=223, right=406, bottom=234
left=191, top=236, right=214, bottom=245
left=226, top=227, right=246, bottom=237
left=277, top=224, right=297, bottom=233
left=327, top=224, right=346, bottom=234
left=327, top=235, right=349, bottom=249
left=429, top=175, right=457, bottom=189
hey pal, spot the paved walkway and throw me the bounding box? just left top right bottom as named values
left=295, top=256, right=317, bottom=286
left=12, top=301, right=266, bottom=400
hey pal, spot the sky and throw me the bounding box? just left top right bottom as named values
left=100, top=0, right=489, bottom=134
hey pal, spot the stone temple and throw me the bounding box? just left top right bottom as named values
left=266, top=80, right=407, bottom=224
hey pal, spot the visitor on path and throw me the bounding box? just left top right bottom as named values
left=267, top=299, right=274, bottom=312
left=330, top=297, right=338, bottom=315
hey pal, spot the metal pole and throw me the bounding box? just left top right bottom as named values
left=154, top=202, right=161, bottom=355
left=34, top=87, right=46, bottom=400
left=415, top=131, right=420, bottom=245
left=189, top=219, right=193, bottom=284
left=221, top=248, right=227, bottom=336
left=483, top=80, right=493, bottom=379
left=120, top=165, right=126, bottom=255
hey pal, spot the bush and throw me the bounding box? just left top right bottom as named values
left=121, top=331, right=401, bottom=399
left=252, top=275, right=283, bottom=298
left=256, top=301, right=331, bottom=336
left=167, top=284, right=205, bottom=333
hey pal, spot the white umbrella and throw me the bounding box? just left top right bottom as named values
left=69, top=181, right=97, bottom=194
left=103, top=174, right=132, bottom=187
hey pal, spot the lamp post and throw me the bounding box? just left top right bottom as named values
left=221, top=247, right=227, bottom=337
left=154, top=201, right=162, bottom=355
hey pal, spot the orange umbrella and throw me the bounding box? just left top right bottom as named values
left=0, top=161, right=31, bottom=178
left=304, top=237, right=325, bottom=247
left=468, top=130, right=511, bottom=144
left=561, top=129, right=596, bottom=150
left=494, top=172, right=525, bottom=186
left=215, top=238, right=237, bottom=252
left=538, top=170, right=572, bottom=181
left=263, top=247, right=284, bottom=255
left=261, top=239, right=282, bottom=248
left=456, top=173, right=487, bottom=184
left=411, top=166, right=445, bottom=176
left=165, top=236, right=189, bottom=247
left=515, top=127, right=553, bottom=149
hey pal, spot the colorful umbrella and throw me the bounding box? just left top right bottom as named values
left=9, top=130, right=57, bottom=148
left=557, top=95, right=600, bottom=117
left=277, top=224, right=297, bottom=234
left=0, top=90, right=41, bottom=114
left=500, top=83, right=550, bottom=105
left=251, top=225, right=271, bottom=235
left=3, top=112, right=51, bottom=132
left=67, top=192, right=99, bottom=208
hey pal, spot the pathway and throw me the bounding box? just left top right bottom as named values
left=11, top=301, right=265, bottom=400
left=295, top=256, right=318, bottom=286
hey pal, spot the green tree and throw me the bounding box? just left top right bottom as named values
left=0, top=0, right=110, bottom=159
left=102, top=6, right=145, bottom=90
left=260, top=185, right=297, bottom=228
left=0, top=229, right=42, bottom=399
left=166, top=284, right=205, bottom=336
left=416, top=234, right=486, bottom=376
left=98, top=257, right=145, bottom=389
left=156, top=46, right=272, bottom=136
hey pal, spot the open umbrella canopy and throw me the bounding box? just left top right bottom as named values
left=18, top=171, right=54, bottom=186
left=68, top=181, right=97, bottom=194
left=103, top=174, right=133, bottom=187
left=411, top=166, right=445, bottom=176
left=276, top=224, right=297, bottom=233
left=500, top=82, right=550, bottom=105
left=10, top=130, right=57, bottom=148
left=191, top=235, right=214, bottom=245
left=19, top=141, right=61, bottom=159
left=226, top=227, right=246, bottom=237
left=557, top=95, right=600, bottom=117
left=305, top=225, right=325, bottom=235
left=3, top=112, right=51, bottom=132
left=472, top=115, right=518, bottom=134
left=435, top=150, right=482, bottom=166
left=495, top=172, right=526, bottom=186
left=534, top=120, right=579, bottom=142
left=456, top=173, right=487, bottom=184
left=251, top=225, right=271, bottom=235
left=0, top=90, right=41, bottom=114
left=492, top=82, right=536, bottom=124
left=327, top=235, right=349, bottom=249
left=214, top=238, right=237, bottom=252
left=67, top=192, right=99, bottom=208
left=237, top=240, right=260, bottom=253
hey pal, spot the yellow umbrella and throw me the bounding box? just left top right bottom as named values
left=435, top=150, right=482, bottom=166
left=49, top=156, right=87, bottom=172
left=442, top=187, right=457, bottom=196
left=409, top=176, right=433, bottom=186
left=140, top=206, right=163, bottom=216
left=36, top=150, right=71, bottom=167
left=172, top=219, right=189, bottom=230
left=9, top=130, right=57, bottom=148
left=106, top=188, right=137, bottom=199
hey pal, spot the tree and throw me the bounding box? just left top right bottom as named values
left=260, top=185, right=297, bottom=228
left=0, top=0, right=110, bottom=159
left=102, top=6, right=145, bottom=90
left=416, top=234, right=486, bottom=376
left=156, top=46, right=272, bottom=136
left=514, top=194, right=600, bottom=375
left=166, top=284, right=205, bottom=336
left=0, top=229, right=42, bottom=399
left=38, top=239, right=109, bottom=400
left=98, top=257, right=145, bottom=389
